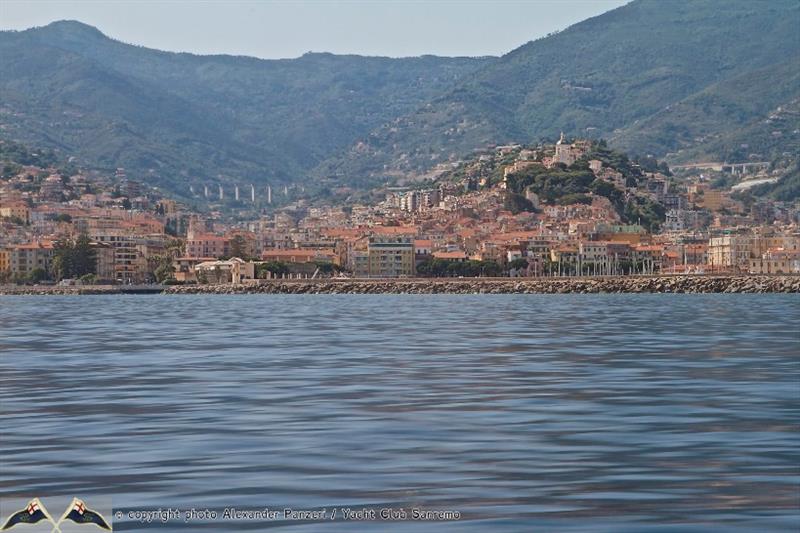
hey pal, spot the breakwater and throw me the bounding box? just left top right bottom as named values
left=3, top=276, right=797, bottom=295
left=0, top=284, right=164, bottom=295
left=163, top=276, right=800, bottom=295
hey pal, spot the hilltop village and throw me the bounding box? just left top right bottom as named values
left=1, top=135, right=798, bottom=285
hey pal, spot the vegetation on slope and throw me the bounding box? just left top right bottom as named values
left=0, top=21, right=489, bottom=195
left=503, top=143, right=666, bottom=230
left=319, top=0, right=800, bottom=180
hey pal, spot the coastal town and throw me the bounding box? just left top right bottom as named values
left=1, top=135, right=798, bottom=287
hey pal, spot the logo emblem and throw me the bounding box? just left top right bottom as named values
left=1, top=498, right=112, bottom=531
left=57, top=499, right=112, bottom=531
left=1, top=499, right=56, bottom=530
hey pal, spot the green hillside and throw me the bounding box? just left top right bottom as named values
left=612, top=59, right=800, bottom=162
left=319, top=0, right=800, bottom=180
left=0, top=21, right=489, bottom=194
left=1, top=0, right=798, bottom=197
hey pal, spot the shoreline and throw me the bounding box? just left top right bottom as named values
left=3, top=276, right=798, bottom=295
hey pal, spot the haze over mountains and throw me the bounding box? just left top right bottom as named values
left=0, top=21, right=489, bottom=193
left=0, top=0, right=798, bottom=196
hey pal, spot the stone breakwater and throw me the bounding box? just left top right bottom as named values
left=0, top=286, right=121, bottom=295
left=163, top=276, right=800, bottom=295
left=2, top=277, right=797, bottom=296
left=0, top=285, right=163, bottom=295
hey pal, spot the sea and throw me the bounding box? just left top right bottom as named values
left=1, top=294, right=798, bottom=532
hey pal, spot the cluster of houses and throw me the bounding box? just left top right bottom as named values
left=2, top=137, right=799, bottom=284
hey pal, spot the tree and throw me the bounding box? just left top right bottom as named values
left=313, top=261, right=338, bottom=275
left=481, top=261, right=502, bottom=277
left=557, top=193, right=592, bottom=205
left=508, top=258, right=529, bottom=270
left=28, top=268, right=48, bottom=283
left=50, top=233, right=97, bottom=280
left=416, top=258, right=503, bottom=278
left=72, top=234, right=98, bottom=277
left=257, top=261, right=289, bottom=278
left=230, top=235, right=248, bottom=259
left=504, top=192, right=535, bottom=214
left=154, top=261, right=175, bottom=283
left=589, top=179, right=625, bottom=212
left=50, top=253, right=68, bottom=281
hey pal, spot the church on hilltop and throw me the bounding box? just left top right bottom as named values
left=553, top=132, right=590, bottom=166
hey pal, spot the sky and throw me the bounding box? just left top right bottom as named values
left=0, top=0, right=628, bottom=59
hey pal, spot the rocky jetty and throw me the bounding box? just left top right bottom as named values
left=0, top=286, right=117, bottom=295
left=0, top=284, right=163, bottom=295
left=163, top=276, right=800, bottom=295
left=3, top=276, right=797, bottom=296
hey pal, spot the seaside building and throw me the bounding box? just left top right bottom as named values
left=367, top=236, right=415, bottom=277
left=0, top=249, right=9, bottom=273
left=748, top=249, right=800, bottom=274
left=194, top=257, right=255, bottom=284
left=8, top=241, right=55, bottom=278
left=707, top=235, right=752, bottom=272
left=261, top=248, right=337, bottom=264
left=186, top=234, right=231, bottom=259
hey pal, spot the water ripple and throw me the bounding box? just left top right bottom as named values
left=1, top=294, right=798, bottom=531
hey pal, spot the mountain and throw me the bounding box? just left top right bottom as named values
left=1, top=0, right=798, bottom=197
left=319, top=0, right=800, bottom=179
left=0, top=21, right=490, bottom=194
left=612, top=59, right=800, bottom=162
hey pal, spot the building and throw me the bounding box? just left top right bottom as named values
left=40, top=175, right=65, bottom=201
left=748, top=249, right=800, bottom=274
left=90, top=231, right=138, bottom=282
left=195, top=258, right=256, bottom=284
left=413, top=239, right=433, bottom=256
left=665, top=209, right=704, bottom=232
left=707, top=231, right=799, bottom=273
left=0, top=248, right=10, bottom=274
left=352, top=250, right=370, bottom=277
left=186, top=234, right=231, bottom=259
left=554, top=133, right=575, bottom=166
left=0, top=203, right=31, bottom=224
left=432, top=250, right=468, bottom=262
left=173, top=256, right=214, bottom=283
left=367, top=236, right=415, bottom=277
left=420, top=189, right=441, bottom=209
left=707, top=235, right=752, bottom=272
left=401, top=192, right=418, bottom=212
left=553, top=133, right=589, bottom=167
left=261, top=248, right=337, bottom=264
left=9, top=242, right=55, bottom=279
left=91, top=241, right=116, bottom=281
left=579, top=241, right=610, bottom=265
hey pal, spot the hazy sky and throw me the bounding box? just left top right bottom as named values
left=0, top=0, right=628, bottom=59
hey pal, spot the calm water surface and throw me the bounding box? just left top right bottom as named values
left=1, top=294, right=799, bottom=532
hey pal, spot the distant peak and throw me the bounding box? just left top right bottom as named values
left=37, top=20, right=106, bottom=38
